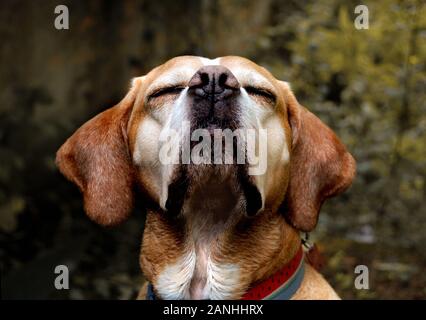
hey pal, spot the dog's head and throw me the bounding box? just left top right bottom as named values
left=56, top=56, right=355, bottom=232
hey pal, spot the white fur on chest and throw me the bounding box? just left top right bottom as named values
left=155, top=245, right=240, bottom=300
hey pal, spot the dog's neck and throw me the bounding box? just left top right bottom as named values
left=180, top=176, right=246, bottom=299
left=140, top=180, right=301, bottom=299
left=183, top=172, right=245, bottom=241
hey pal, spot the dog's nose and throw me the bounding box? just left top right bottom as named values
left=188, top=65, right=240, bottom=99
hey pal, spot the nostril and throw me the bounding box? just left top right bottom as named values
left=189, top=66, right=240, bottom=98
left=218, top=73, right=228, bottom=88
left=200, top=72, right=210, bottom=86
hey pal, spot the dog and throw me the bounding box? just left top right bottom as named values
left=56, top=56, right=356, bottom=300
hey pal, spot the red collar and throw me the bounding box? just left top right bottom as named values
left=241, top=245, right=304, bottom=300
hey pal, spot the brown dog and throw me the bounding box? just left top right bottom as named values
left=56, top=56, right=355, bottom=300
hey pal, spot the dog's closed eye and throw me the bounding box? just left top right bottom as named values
left=244, top=86, right=276, bottom=102
left=149, top=86, right=185, bottom=100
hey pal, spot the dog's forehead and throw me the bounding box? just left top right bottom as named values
left=145, top=56, right=277, bottom=91
left=219, top=56, right=277, bottom=86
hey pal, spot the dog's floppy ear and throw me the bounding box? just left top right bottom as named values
left=56, top=78, right=143, bottom=226
left=281, top=82, right=356, bottom=232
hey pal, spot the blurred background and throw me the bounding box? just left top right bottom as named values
left=1, top=0, right=425, bottom=299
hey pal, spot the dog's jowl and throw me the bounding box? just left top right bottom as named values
left=56, top=56, right=356, bottom=300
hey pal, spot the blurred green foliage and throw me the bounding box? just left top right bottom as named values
left=273, top=0, right=426, bottom=249
left=1, top=0, right=425, bottom=299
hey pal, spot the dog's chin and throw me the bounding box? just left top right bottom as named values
left=165, top=164, right=262, bottom=221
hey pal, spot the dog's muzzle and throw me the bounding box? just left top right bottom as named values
left=163, top=66, right=263, bottom=219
